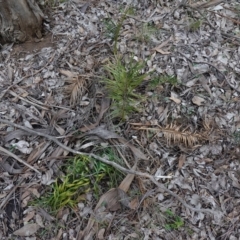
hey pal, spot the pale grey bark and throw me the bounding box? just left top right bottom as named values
left=0, top=0, right=44, bottom=44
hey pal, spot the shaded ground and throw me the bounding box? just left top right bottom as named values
left=1, top=0, right=240, bottom=239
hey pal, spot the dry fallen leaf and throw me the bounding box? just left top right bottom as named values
left=41, top=169, right=55, bottom=185
left=228, top=171, right=240, bottom=189
left=79, top=167, right=136, bottom=239
left=80, top=96, right=110, bottom=132
left=12, top=140, right=33, bottom=154
left=97, top=228, right=105, bottom=240
left=13, top=223, right=40, bottom=237
left=59, top=69, right=76, bottom=78
left=36, top=214, right=44, bottom=228
left=152, top=38, right=171, bottom=54
left=118, top=172, right=135, bottom=192
left=95, top=188, right=121, bottom=212
left=79, top=189, right=120, bottom=240
left=129, top=197, right=139, bottom=210
left=169, top=92, right=181, bottom=104
left=55, top=228, right=63, bottom=240
left=192, top=96, right=205, bottom=106
left=178, top=154, right=186, bottom=169
left=53, top=123, right=65, bottom=135
left=154, top=48, right=171, bottom=55
left=87, top=126, right=148, bottom=160
left=0, top=192, right=7, bottom=199
left=186, top=78, right=198, bottom=87
left=23, top=211, right=35, bottom=223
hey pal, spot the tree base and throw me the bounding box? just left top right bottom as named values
left=0, top=0, right=44, bottom=44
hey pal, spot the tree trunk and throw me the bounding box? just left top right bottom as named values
left=0, top=0, right=44, bottom=44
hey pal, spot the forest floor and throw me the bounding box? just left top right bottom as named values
left=1, top=0, right=240, bottom=239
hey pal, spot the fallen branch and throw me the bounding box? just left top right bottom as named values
left=0, top=118, right=217, bottom=215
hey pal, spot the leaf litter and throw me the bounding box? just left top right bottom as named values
left=1, top=0, right=240, bottom=239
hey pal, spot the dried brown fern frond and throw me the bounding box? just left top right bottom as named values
left=161, top=124, right=200, bottom=147
left=201, top=116, right=222, bottom=142
left=64, top=75, right=90, bottom=106
left=134, top=123, right=202, bottom=147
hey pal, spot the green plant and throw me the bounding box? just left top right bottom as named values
left=99, top=148, right=124, bottom=184
left=9, top=145, right=17, bottom=152
left=189, top=19, right=202, bottom=32
left=232, top=130, right=240, bottom=145
left=35, top=154, right=123, bottom=212
left=125, top=6, right=135, bottom=15
left=47, top=173, right=90, bottom=211
left=181, top=105, right=195, bottom=116
left=103, top=56, right=147, bottom=120
left=103, top=18, right=117, bottom=39
left=102, top=7, right=149, bottom=120
left=137, top=22, right=159, bottom=42
left=234, top=4, right=240, bottom=18
left=103, top=7, right=134, bottom=55
left=164, top=209, right=184, bottom=230
left=103, top=12, right=126, bottom=55
left=148, top=75, right=178, bottom=90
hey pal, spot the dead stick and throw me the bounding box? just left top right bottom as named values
left=0, top=145, right=41, bottom=175
left=177, top=50, right=240, bottom=93
left=0, top=178, right=25, bottom=210
left=0, top=118, right=217, bottom=215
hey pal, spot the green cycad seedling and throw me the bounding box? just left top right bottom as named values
left=103, top=57, right=147, bottom=120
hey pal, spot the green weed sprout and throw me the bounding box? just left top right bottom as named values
left=138, top=22, right=159, bottom=42
left=232, top=130, right=240, bottom=145
left=47, top=176, right=90, bottom=211
left=103, top=12, right=126, bottom=55
left=189, top=19, right=202, bottom=32
left=148, top=75, right=178, bottom=90
left=164, top=209, right=184, bottom=231
left=41, top=154, right=122, bottom=212
left=103, top=57, right=147, bottom=120
left=103, top=18, right=116, bottom=39
left=103, top=7, right=133, bottom=55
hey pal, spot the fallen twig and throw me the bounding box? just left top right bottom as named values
left=0, top=145, right=41, bottom=175
left=0, top=177, right=25, bottom=210
left=208, top=10, right=240, bottom=25
left=0, top=118, right=217, bottom=215
left=191, top=0, right=226, bottom=9
left=177, top=50, right=240, bottom=93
